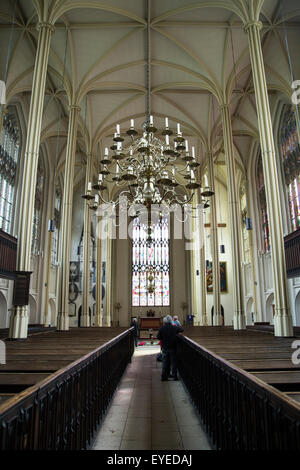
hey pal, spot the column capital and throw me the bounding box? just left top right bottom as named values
left=69, top=104, right=81, bottom=113
left=219, top=103, right=230, bottom=112
left=37, top=22, right=55, bottom=33
left=243, top=21, right=263, bottom=33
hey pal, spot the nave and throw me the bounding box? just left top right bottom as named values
left=92, top=346, right=211, bottom=450
left=0, top=325, right=299, bottom=450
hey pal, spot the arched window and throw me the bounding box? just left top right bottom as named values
left=132, top=217, right=170, bottom=307
left=280, top=106, right=300, bottom=232
left=51, top=188, right=61, bottom=264
left=77, top=224, right=95, bottom=293
left=0, top=109, right=20, bottom=234
left=240, top=184, right=251, bottom=263
left=257, top=153, right=270, bottom=253
left=31, top=157, right=45, bottom=255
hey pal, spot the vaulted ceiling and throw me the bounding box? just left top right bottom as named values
left=0, top=0, right=299, bottom=188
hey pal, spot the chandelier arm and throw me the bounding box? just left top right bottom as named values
left=97, top=192, right=111, bottom=205
left=176, top=164, right=190, bottom=176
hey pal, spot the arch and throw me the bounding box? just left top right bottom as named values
left=211, top=305, right=225, bottom=326
left=295, top=291, right=300, bottom=326
left=0, top=292, right=7, bottom=329
left=49, top=298, right=57, bottom=327
left=28, top=295, right=37, bottom=325
left=78, top=305, right=92, bottom=327
left=266, top=293, right=275, bottom=325
left=246, top=297, right=254, bottom=325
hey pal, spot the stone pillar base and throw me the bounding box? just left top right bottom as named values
left=202, top=315, right=208, bottom=326
left=274, top=313, right=294, bottom=337
left=80, top=315, right=90, bottom=327
left=233, top=312, right=246, bottom=330
left=57, top=314, right=69, bottom=331
left=94, top=314, right=102, bottom=327
left=9, top=306, right=28, bottom=339
left=213, top=314, right=223, bottom=326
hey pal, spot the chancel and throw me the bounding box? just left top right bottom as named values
left=0, top=0, right=300, bottom=452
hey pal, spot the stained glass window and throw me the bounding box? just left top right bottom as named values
left=0, top=110, right=19, bottom=234
left=280, top=106, right=300, bottom=232
left=32, top=157, right=45, bottom=255
left=132, top=217, right=170, bottom=306
left=257, top=153, right=270, bottom=252
left=51, top=189, right=61, bottom=264
left=240, top=185, right=251, bottom=263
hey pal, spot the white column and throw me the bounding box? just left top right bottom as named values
left=190, top=197, right=197, bottom=321
left=221, top=104, right=246, bottom=330
left=81, top=153, right=93, bottom=327
left=94, top=213, right=102, bottom=327
left=103, top=221, right=112, bottom=327
left=9, top=22, right=54, bottom=339
left=198, top=188, right=207, bottom=325
left=57, top=105, right=80, bottom=331
left=207, top=151, right=222, bottom=325
left=43, top=230, right=53, bottom=327
left=245, top=21, right=293, bottom=336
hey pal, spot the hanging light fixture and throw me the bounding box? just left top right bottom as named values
left=81, top=0, right=211, bottom=215
left=82, top=118, right=202, bottom=210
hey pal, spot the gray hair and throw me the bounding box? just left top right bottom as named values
left=163, top=315, right=173, bottom=324
left=173, top=316, right=178, bottom=321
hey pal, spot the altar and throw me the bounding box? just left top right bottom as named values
left=139, top=317, right=162, bottom=339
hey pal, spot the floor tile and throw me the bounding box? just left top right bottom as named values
left=152, top=431, right=183, bottom=448
left=182, top=435, right=212, bottom=450
left=92, top=345, right=212, bottom=451
left=120, top=440, right=151, bottom=450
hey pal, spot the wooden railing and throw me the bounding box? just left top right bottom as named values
left=0, top=229, right=17, bottom=278
left=177, top=335, right=300, bottom=450
left=0, top=328, right=134, bottom=450
left=284, top=228, right=300, bottom=278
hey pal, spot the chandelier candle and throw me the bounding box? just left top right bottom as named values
left=81, top=115, right=213, bottom=220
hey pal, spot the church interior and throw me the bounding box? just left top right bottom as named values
left=0, top=0, right=300, bottom=451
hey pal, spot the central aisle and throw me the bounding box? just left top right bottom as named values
left=92, top=345, right=212, bottom=450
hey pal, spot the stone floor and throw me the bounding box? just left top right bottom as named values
left=92, top=345, right=212, bottom=450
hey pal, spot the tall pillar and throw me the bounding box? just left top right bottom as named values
left=103, top=221, right=112, bottom=327
left=0, top=105, right=7, bottom=135
left=81, top=153, right=93, bottom=327
left=190, top=196, right=197, bottom=322
left=207, top=151, right=222, bottom=325
left=9, top=22, right=54, bottom=339
left=43, top=230, right=53, bottom=327
left=245, top=21, right=293, bottom=336
left=94, top=213, right=102, bottom=327
left=198, top=188, right=207, bottom=325
left=57, top=105, right=80, bottom=331
left=244, top=172, right=259, bottom=323
left=220, top=104, right=245, bottom=330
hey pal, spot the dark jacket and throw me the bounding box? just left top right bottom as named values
left=130, top=319, right=139, bottom=337
left=157, top=323, right=184, bottom=350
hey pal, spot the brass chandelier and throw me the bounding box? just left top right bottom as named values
left=83, top=116, right=204, bottom=211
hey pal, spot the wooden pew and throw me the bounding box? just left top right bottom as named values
left=183, top=326, right=300, bottom=406
left=0, top=327, right=129, bottom=397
